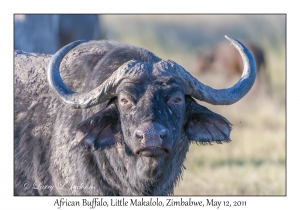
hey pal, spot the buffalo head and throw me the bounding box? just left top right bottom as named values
left=46, top=36, right=256, bottom=192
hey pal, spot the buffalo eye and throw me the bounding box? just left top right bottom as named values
left=120, top=98, right=129, bottom=105
left=171, top=98, right=182, bottom=103
left=167, top=95, right=184, bottom=105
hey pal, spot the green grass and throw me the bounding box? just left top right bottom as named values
left=100, top=14, right=286, bottom=195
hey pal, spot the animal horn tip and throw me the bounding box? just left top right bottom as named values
left=224, top=35, right=235, bottom=43
left=224, top=35, right=243, bottom=49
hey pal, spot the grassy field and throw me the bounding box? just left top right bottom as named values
left=101, top=15, right=286, bottom=195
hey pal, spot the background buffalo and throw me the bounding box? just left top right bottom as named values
left=194, top=41, right=272, bottom=95
left=14, top=14, right=104, bottom=54
left=195, top=41, right=266, bottom=76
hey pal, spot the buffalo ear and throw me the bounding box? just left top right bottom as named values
left=72, top=103, right=121, bottom=150
left=93, top=121, right=121, bottom=150
left=185, top=99, right=232, bottom=144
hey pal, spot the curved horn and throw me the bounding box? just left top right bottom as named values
left=47, top=40, right=146, bottom=109
left=178, top=35, right=256, bottom=105
left=47, top=40, right=85, bottom=102
left=48, top=36, right=256, bottom=109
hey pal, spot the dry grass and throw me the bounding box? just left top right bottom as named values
left=175, top=163, right=285, bottom=195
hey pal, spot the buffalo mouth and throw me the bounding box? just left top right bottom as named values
left=136, top=146, right=169, bottom=157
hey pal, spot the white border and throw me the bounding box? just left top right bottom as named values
left=3, top=1, right=295, bottom=209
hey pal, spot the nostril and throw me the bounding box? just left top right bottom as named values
left=135, top=131, right=144, bottom=140
left=159, top=129, right=167, bottom=138
left=135, top=123, right=168, bottom=143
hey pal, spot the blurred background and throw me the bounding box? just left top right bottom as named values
left=14, top=14, right=286, bottom=195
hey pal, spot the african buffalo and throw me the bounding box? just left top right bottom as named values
left=14, top=36, right=256, bottom=195
left=195, top=41, right=264, bottom=77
